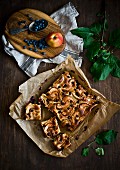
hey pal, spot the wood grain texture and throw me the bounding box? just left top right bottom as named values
left=0, top=0, right=120, bottom=170
left=5, top=8, right=66, bottom=59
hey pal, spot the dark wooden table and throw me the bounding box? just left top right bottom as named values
left=0, top=0, right=120, bottom=170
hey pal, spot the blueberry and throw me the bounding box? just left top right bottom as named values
left=39, top=42, right=42, bottom=46
left=41, top=52, right=45, bottom=55
left=29, top=40, right=33, bottom=44
left=29, top=17, right=34, bottom=21
left=24, top=39, right=28, bottom=42
left=23, top=46, right=26, bottom=49
left=23, top=25, right=29, bottom=29
left=29, top=48, right=32, bottom=51
left=33, top=44, right=36, bottom=48
left=18, top=21, right=22, bottom=25
left=39, top=47, right=43, bottom=50
left=9, top=48, right=13, bottom=51
left=37, top=42, right=40, bottom=46
left=33, top=40, right=36, bottom=44
left=35, top=19, right=39, bottom=22
left=34, top=48, right=38, bottom=52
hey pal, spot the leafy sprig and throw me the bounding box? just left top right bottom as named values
left=81, top=130, right=118, bottom=157
left=71, top=12, right=120, bottom=81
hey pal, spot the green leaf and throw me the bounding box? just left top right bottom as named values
left=70, top=28, right=94, bottom=39
left=98, top=49, right=111, bottom=61
left=111, top=61, right=120, bottom=78
left=95, top=130, right=118, bottom=145
left=108, top=55, right=120, bottom=78
left=83, top=36, right=95, bottom=48
left=90, top=23, right=102, bottom=35
left=102, top=42, right=107, bottom=47
left=90, top=59, right=113, bottom=81
left=95, top=147, right=105, bottom=156
left=71, top=27, right=90, bottom=32
left=86, top=41, right=100, bottom=61
left=109, top=29, right=120, bottom=49
left=71, top=27, right=95, bottom=48
left=107, top=54, right=117, bottom=64
left=81, top=147, right=90, bottom=156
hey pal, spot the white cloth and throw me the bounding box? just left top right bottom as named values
left=2, top=2, right=83, bottom=77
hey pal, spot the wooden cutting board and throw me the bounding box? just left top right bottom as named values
left=5, top=9, right=66, bottom=59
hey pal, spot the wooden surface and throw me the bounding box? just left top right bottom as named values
left=0, top=0, right=120, bottom=170
left=5, top=8, right=65, bottom=59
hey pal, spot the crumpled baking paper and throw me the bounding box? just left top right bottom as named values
left=9, top=56, right=120, bottom=157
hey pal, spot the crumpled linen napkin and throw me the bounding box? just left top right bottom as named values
left=2, top=2, right=83, bottom=77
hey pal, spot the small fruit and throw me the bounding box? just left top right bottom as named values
left=32, top=19, right=48, bottom=32
left=45, top=32, right=64, bottom=47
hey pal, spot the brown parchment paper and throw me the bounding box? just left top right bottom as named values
left=9, top=55, right=120, bottom=158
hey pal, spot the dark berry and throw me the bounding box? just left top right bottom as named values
left=29, top=17, right=34, bottom=21
left=29, top=40, right=33, bottom=44
left=18, top=21, right=22, bottom=25
left=41, top=52, right=45, bottom=55
left=29, top=48, right=32, bottom=51
left=23, top=46, right=26, bottom=49
left=34, top=48, right=38, bottom=52
left=35, top=19, right=39, bottom=22
left=75, top=135, right=79, bottom=140
left=39, top=47, right=43, bottom=50
left=29, top=96, right=35, bottom=103
left=24, top=39, right=28, bottom=42
left=31, top=19, right=48, bottom=32
left=9, top=48, right=13, bottom=51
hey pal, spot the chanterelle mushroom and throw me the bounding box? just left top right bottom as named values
left=53, top=133, right=71, bottom=150
left=25, top=103, right=41, bottom=120
left=40, top=71, right=98, bottom=132
left=41, top=116, right=61, bottom=138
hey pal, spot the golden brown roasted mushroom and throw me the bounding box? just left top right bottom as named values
left=67, top=110, right=86, bottom=131
left=62, top=78, right=77, bottom=92
left=57, top=96, right=75, bottom=109
left=41, top=117, right=60, bottom=138
left=53, top=74, right=65, bottom=88
left=53, top=133, right=71, bottom=150
left=83, top=94, right=96, bottom=105
left=46, top=88, right=60, bottom=100
left=72, top=85, right=87, bottom=100
left=25, top=103, right=41, bottom=120
left=40, top=71, right=98, bottom=132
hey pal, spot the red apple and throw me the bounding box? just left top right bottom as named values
left=45, top=32, right=64, bottom=47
